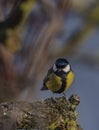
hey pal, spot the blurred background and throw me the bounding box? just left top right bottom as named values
left=0, top=0, right=99, bottom=130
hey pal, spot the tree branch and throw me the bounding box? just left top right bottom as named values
left=0, top=94, right=82, bottom=130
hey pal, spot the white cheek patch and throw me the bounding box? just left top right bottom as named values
left=53, top=64, right=57, bottom=72
left=63, top=64, right=70, bottom=73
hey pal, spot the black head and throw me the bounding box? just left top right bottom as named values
left=55, top=58, right=69, bottom=69
left=53, top=58, right=71, bottom=73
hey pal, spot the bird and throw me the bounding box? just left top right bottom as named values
left=41, top=58, right=74, bottom=98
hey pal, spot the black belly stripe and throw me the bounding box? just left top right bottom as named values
left=53, top=77, right=66, bottom=93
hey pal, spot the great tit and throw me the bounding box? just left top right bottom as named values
left=41, top=58, right=74, bottom=95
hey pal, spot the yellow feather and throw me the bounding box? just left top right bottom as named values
left=45, top=71, right=74, bottom=92
left=66, top=71, right=74, bottom=90
left=46, top=73, right=62, bottom=92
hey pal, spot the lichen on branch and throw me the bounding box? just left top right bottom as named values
left=0, top=94, right=82, bottom=130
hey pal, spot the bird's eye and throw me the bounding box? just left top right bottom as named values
left=53, top=64, right=57, bottom=72
left=63, top=64, right=70, bottom=73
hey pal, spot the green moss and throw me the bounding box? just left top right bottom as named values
left=0, top=96, right=82, bottom=130
left=44, top=95, right=81, bottom=130
left=48, top=122, right=59, bottom=130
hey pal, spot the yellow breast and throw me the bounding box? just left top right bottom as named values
left=66, top=71, right=74, bottom=90
left=46, top=73, right=62, bottom=92
left=45, top=71, right=74, bottom=92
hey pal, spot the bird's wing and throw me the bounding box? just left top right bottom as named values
left=40, top=67, right=53, bottom=91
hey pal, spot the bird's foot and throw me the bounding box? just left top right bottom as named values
left=50, top=93, right=57, bottom=103
left=63, top=92, right=70, bottom=105
left=51, top=97, right=57, bottom=103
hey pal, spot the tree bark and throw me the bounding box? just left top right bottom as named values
left=0, top=94, right=82, bottom=130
